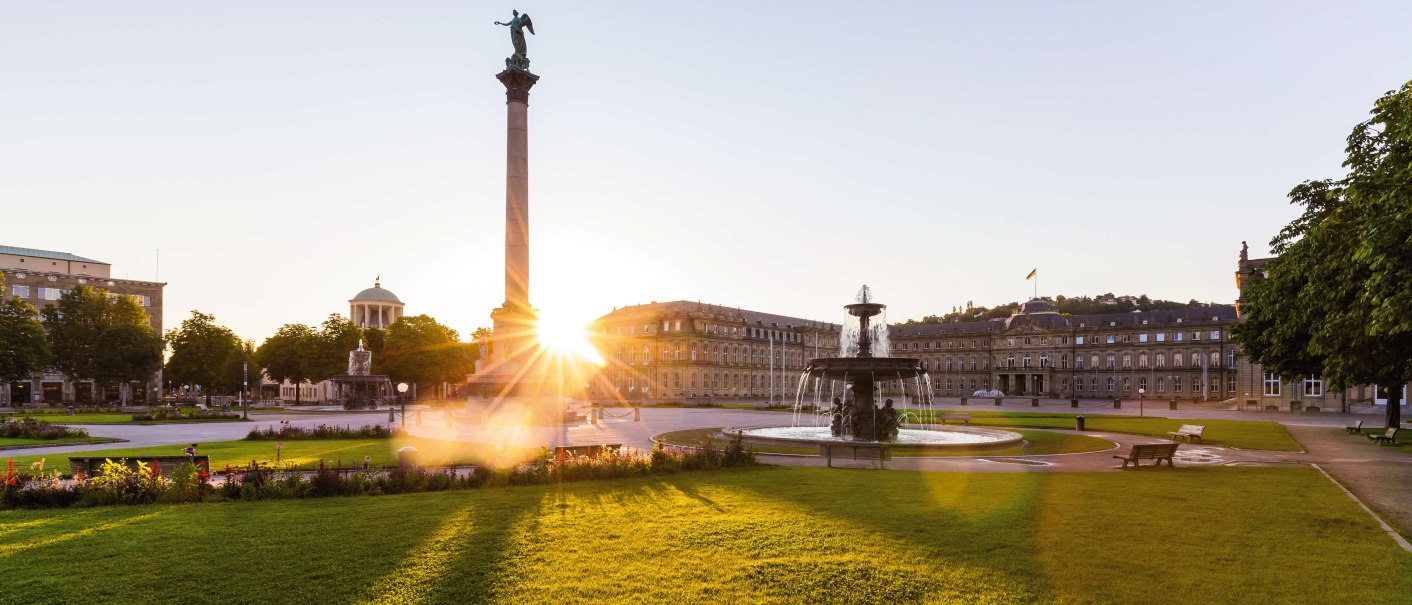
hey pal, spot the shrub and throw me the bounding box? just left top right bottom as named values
left=0, top=417, right=89, bottom=440
left=244, top=422, right=397, bottom=441
left=85, top=459, right=165, bottom=505
left=131, top=409, right=240, bottom=422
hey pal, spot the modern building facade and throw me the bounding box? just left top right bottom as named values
left=0, top=245, right=165, bottom=405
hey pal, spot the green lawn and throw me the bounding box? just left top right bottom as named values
left=2, top=436, right=535, bottom=472
left=1, top=466, right=1407, bottom=603
left=658, top=427, right=1115, bottom=457
left=1354, top=427, right=1412, bottom=447
left=920, top=411, right=1302, bottom=451
left=0, top=436, right=123, bottom=449
left=1, top=412, right=248, bottom=425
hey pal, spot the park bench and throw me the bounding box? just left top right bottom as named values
left=819, top=443, right=892, bottom=469
left=937, top=414, right=971, bottom=425
left=1166, top=424, right=1205, bottom=442
left=1368, top=427, right=1400, bottom=446
left=1113, top=443, right=1179, bottom=469
left=70, top=455, right=210, bottom=476
left=1345, top=420, right=1363, bottom=434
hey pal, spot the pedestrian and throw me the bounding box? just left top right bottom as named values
left=184, top=443, right=197, bottom=461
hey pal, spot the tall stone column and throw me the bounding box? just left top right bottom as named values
left=487, top=67, right=541, bottom=373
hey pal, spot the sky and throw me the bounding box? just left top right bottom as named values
left=3, top=1, right=1410, bottom=342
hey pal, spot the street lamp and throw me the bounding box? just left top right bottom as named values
left=397, top=382, right=409, bottom=429
left=241, top=361, right=249, bottom=420
left=1138, top=387, right=1146, bottom=418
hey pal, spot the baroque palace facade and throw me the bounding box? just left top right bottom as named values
left=588, top=299, right=1243, bottom=404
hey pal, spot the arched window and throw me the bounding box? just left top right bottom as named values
left=946, top=357, right=953, bottom=371
left=1227, top=349, right=1236, bottom=368
left=1090, top=354, right=1099, bottom=368
left=1190, top=352, right=1200, bottom=367
left=1121, top=354, right=1131, bottom=368
left=1209, top=351, right=1220, bottom=367
left=1138, top=354, right=1148, bottom=368
left=1106, top=354, right=1115, bottom=369
left=1022, top=354, right=1032, bottom=368
left=1155, top=353, right=1165, bottom=367
left=1173, top=353, right=1183, bottom=368
left=1006, top=354, right=1015, bottom=368
left=643, top=345, right=651, bottom=365
left=1039, top=353, right=1049, bottom=367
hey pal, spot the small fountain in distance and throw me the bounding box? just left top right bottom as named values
left=732, top=287, right=1024, bottom=458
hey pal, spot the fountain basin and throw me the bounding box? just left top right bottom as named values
left=728, top=425, right=1025, bottom=452
left=804, top=357, right=926, bottom=380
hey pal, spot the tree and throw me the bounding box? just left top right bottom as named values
left=0, top=276, right=50, bottom=386
left=1233, top=81, right=1412, bottom=429
left=165, top=311, right=243, bottom=405
left=382, top=315, right=476, bottom=397
left=363, top=327, right=387, bottom=374
left=220, top=339, right=259, bottom=406
left=312, top=314, right=362, bottom=381
left=256, top=324, right=316, bottom=405
left=42, top=285, right=163, bottom=403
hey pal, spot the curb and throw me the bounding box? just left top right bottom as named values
left=1311, top=463, right=1412, bottom=552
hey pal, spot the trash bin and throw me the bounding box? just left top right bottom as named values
left=1075, top=416, right=1085, bottom=431
left=397, top=446, right=419, bottom=471
left=66, top=406, right=75, bottom=416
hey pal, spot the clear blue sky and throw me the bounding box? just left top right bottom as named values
left=3, top=1, right=1409, bottom=341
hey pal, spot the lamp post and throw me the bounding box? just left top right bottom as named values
left=397, top=382, right=409, bottom=429
left=1139, top=387, right=1146, bottom=418
left=241, top=361, right=249, bottom=420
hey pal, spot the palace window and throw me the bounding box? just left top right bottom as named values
left=1123, top=377, right=1131, bottom=392
left=1006, top=354, right=1015, bottom=368
left=946, top=378, right=953, bottom=391
left=1174, top=332, right=1184, bottom=342
left=1106, top=377, right=1115, bottom=392
left=1075, top=379, right=1084, bottom=392
left=1174, top=376, right=1184, bottom=392
left=1209, top=352, right=1219, bottom=367
left=1139, top=377, right=1148, bottom=392
left=1076, top=336, right=1086, bottom=345
left=1210, top=330, right=1221, bottom=340
left=1228, top=374, right=1237, bottom=392
left=1173, top=354, right=1183, bottom=368
left=1105, top=354, right=1115, bottom=369
left=1039, top=353, right=1049, bottom=368
left=1061, top=354, right=1069, bottom=369
left=1022, top=354, right=1031, bottom=368
left=1091, top=378, right=1098, bottom=392
left=1074, top=355, right=1084, bottom=369
left=1138, top=354, right=1148, bottom=368
left=1156, top=377, right=1166, bottom=393
left=11, top=285, right=28, bottom=298
left=1139, top=333, right=1149, bottom=343
left=1304, top=375, right=1323, bottom=397
left=1227, top=349, right=1236, bottom=369
left=946, top=357, right=953, bottom=371
left=1190, top=352, right=1200, bottom=367
left=1106, top=335, right=1115, bottom=344
left=1155, top=353, right=1166, bottom=367
left=1121, top=354, right=1131, bottom=369
left=1156, top=333, right=1166, bottom=342
left=1090, top=354, right=1099, bottom=368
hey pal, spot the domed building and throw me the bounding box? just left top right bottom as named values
left=350, top=278, right=404, bottom=330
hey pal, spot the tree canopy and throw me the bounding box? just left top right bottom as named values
left=165, top=311, right=243, bottom=404
left=0, top=276, right=50, bottom=385
left=901, top=294, right=1214, bottom=324
left=1232, top=81, right=1412, bottom=428
left=256, top=323, right=317, bottom=405
left=381, top=315, right=476, bottom=396
left=41, top=285, right=163, bottom=398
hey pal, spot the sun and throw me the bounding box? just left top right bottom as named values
left=534, top=312, right=605, bottom=366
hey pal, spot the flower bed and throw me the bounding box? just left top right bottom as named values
left=244, top=422, right=397, bottom=441
left=0, top=418, right=89, bottom=440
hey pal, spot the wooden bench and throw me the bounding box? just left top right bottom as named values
left=1166, top=424, right=1205, bottom=442
left=937, top=414, right=971, bottom=425
left=819, top=444, right=892, bottom=469
left=70, top=455, right=210, bottom=476
left=1368, top=427, right=1400, bottom=446
left=1345, top=420, right=1363, bottom=434
left=1113, top=443, right=1179, bottom=469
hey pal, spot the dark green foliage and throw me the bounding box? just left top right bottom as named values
left=41, top=285, right=162, bottom=394
left=904, top=293, right=1213, bottom=324
left=381, top=315, right=476, bottom=395
left=164, top=311, right=244, bottom=404
left=1233, top=81, right=1412, bottom=428
left=0, top=276, right=50, bottom=384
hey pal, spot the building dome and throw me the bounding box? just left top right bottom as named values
left=349, top=278, right=405, bottom=330
left=352, top=284, right=401, bottom=303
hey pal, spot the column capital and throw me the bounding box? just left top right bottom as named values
left=496, top=69, right=540, bottom=105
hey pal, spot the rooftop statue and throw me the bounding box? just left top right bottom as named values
left=494, top=10, right=536, bottom=72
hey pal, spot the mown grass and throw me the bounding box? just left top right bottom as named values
left=1353, top=427, right=1412, bottom=447
left=2, top=436, right=536, bottom=472
left=0, top=466, right=1407, bottom=604
left=918, top=411, right=1302, bottom=451
left=2, top=412, right=247, bottom=425
left=0, top=436, right=123, bottom=449
left=658, top=428, right=1115, bottom=457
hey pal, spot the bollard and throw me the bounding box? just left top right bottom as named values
left=597, top=406, right=605, bottom=420
left=1031, top=397, right=1040, bottom=407
left=1170, top=400, right=1178, bottom=410
left=960, top=397, right=967, bottom=405
left=1113, top=399, right=1121, bottom=409
left=1075, top=416, right=1085, bottom=431
left=416, top=409, right=423, bottom=426
left=994, top=397, right=1002, bottom=406
left=633, top=406, right=641, bottom=422
left=389, top=407, right=396, bottom=423
left=397, top=446, right=419, bottom=471
left=590, top=407, right=598, bottom=425
left=1071, top=399, right=1079, bottom=408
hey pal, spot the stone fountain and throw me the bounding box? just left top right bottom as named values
left=732, top=287, right=1024, bottom=462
